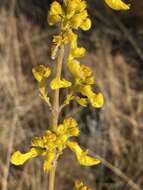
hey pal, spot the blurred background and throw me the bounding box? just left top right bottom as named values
left=0, top=0, right=143, bottom=190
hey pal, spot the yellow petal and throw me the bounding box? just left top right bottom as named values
left=67, top=141, right=101, bottom=166
left=105, top=0, right=130, bottom=10
left=80, top=65, right=95, bottom=84
left=67, top=141, right=83, bottom=155
left=50, top=77, right=72, bottom=90
left=68, top=59, right=82, bottom=78
left=71, top=47, right=86, bottom=58
left=32, top=137, right=44, bottom=148
left=10, top=148, right=41, bottom=165
left=78, top=85, right=104, bottom=108
left=56, top=124, right=67, bottom=135
left=75, top=180, right=92, bottom=190
left=77, top=152, right=101, bottom=166
left=66, top=0, right=86, bottom=19
left=67, top=31, right=78, bottom=48
left=64, top=93, right=75, bottom=105
left=70, top=10, right=88, bottom=29
left=32, top=65, right=51, bottom=82
left=47, top=1, right=63, bottom=26
left=80, top=18, right=92, bottom=31
left=64, top=117, right=79, bottom=136
left=78, top=85, right=93, bottom=99
left=76, top=97, right=88, bottom=107
left=43, top=152, right=55, bottom=172
left=90, top=93, right=104, bottom=108
left=48, top=13, right=61, bottom=26
left=66, top=1, right=77, bottom=18
left=56, top=118, right=79, bottom=137
left=63, top=117, right=77, bottom=129
left=49, top=1, right=63, bottom=15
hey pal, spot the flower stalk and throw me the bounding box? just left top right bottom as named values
left=10, top=1, right=130, bottom=190
left=49, top=45, right=64, bottom=190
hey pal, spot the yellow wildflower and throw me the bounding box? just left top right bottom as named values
left=68, top=59, right=104, bottom=108
left=10, top=148, right=44, bottom=165
left=32, top=65, right=51, bottom=105
left=67, top=141, right=101, bottom=166
left=105, top=0, right=130, bottom=10
left=80, top=18, right=92, bottom=31
left=32, top=65, right=51, bottom=82
left=11, top=118, right=100, bottom=172
left=65, top=0, right=87, bottom=19
left=43, top=152, right=55, bottom=172
left=78, top=85, right=104, bottom=108
left=50, top=77, right=72, bottom=90
left=48, top=1, right=63, bottom=26
left=75, top=180, right=92, bottom=190
left=64, top=93, right=75, bottom=105
left=47, top=0, right=91, bottom=45
left=75, top=96, right=88, bottom=107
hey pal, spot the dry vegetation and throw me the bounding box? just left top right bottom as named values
left=0, top=1, right=143, bottom=190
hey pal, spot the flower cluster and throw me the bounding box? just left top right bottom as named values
left=11, top=118, right=100, bottom=172
left=48, top=0, right=91, bottom=60
left=10, top=0, right=130, bottom=178
left=67, top=31, right=104, bottom=108
left=48, top=0, right=91, bottom=30
left=47, top=0, right=104, bottom=108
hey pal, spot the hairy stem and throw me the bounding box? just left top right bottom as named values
left=48, top=45, right=64, bottom=190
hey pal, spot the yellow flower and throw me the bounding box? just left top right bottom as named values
left=75, top=180, right=92, bottom=190
left=75, top=96, right=88, bottom=107
left=47, top=1, right=63, bottom=26
left=49, top=1, right=63, bottom=15
left=32, top=65, right=51, bottom=105
left=43, top=152, right=55, bottom=172
left=105, top=0, right=130, bottom=10
left=78, top=85, right=104, bottom=108
left=57, top=117, right=79, bottom=137
left=10, top=148, right=44, bottom=165
left=50, top=77, right=72, bottom=90
left=70, top=47, right=86, bottom=59
left=48, top=0, right=91, bottom=31
left=80, top=18, right=92, bottom=31
left=32, top=65, right=51, bottom=82
left=64, top=93, right=75, bottom=105
left=11, top=118, right=100, bottom=172
left=66, top=0, right=87, bottom=19
left=70, top=10, right=88, bottom=29
left=67, top=141, right=101, bottom=166
left=68, top=59, right=104, bottom=108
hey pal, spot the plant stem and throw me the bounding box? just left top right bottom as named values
left=48, top=45, right=64, bottom=190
